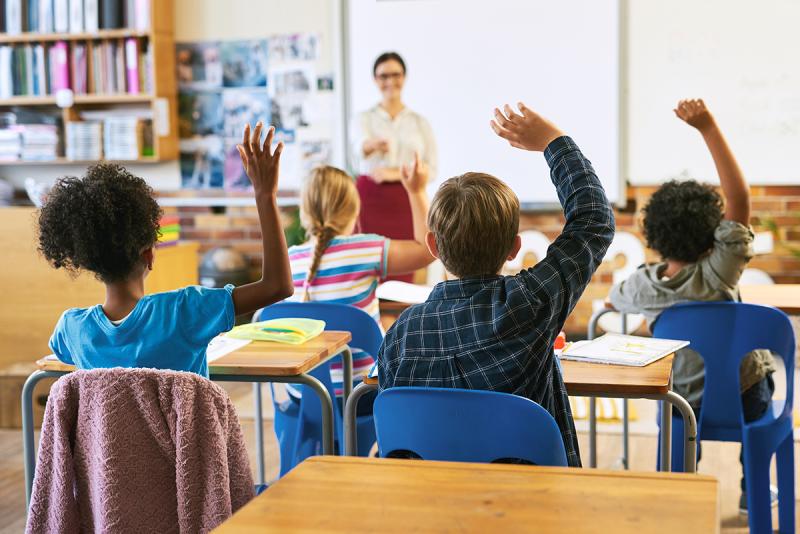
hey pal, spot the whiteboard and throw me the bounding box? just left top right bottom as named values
left=344, top=0, right=622, bottom=206
left=628, top=0, right=800, bottom=185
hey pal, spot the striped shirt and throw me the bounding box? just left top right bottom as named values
left=286, top=233, right=390, bottom=396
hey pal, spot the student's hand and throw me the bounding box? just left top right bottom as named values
left=490, top=102, right=564, bottom=152
left=237, top=122, right=284, bottom=196
left=674, top=99, right=716, bottom=133
left=400, top=152, right=429, bottom=194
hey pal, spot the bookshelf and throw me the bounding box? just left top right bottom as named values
left=0, top=0, right=178, bottom=165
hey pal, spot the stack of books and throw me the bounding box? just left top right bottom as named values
left=0, top=129, right=22, bottom=161
left=81, top=108, right=153, bottom=159
left=65, top=120, right=102, bottom=160
left=1, top=0, right=151, bottom=34
left=16, top=123, right=59, bottom=160
left=157, top=215, right=181, bottom=247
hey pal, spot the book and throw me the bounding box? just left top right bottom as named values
left=38, top=0, right=53, bottom=33
left=71, top=42, right=87, bottom=94
left=83, top=0, right=97, bottom=32
left=68, top=0, right=82, bottom=33
left=99, top=0, right=119, bottom=29
left=0, top=47, right=12, bottom=98
left=559, top=333, right=689, bottom=367
left=376, top=281, right=433, bottom=304
left=124, top=36, right=138, bottom=94
left=53, top=0, right=67, bottom=32
left=5, top=0, right=21, bottom=34
left=27, top=0, right=38, bottom=33
left=133, top=0, right=147, bottom=31
left=50, top=40, right=69, bottom=91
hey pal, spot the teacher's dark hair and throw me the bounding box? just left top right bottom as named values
left=373, top=52, right=406, bottom=77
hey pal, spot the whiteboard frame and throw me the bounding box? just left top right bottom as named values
left=338, top=0, right=628, bottom=210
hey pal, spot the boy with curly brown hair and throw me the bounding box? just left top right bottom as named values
left=608, top=99, right=775, bottom=513
left=40, top=123, right=293, bottom=376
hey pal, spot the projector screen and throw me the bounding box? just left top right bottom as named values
left=344, top=0, right=622, bottom=206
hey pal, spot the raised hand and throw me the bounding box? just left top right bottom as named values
left=236, top=122, right=284, bottom=195
left=490, top=102, right=564, bottom=152
left=400, top=151, right=429, bottom=194
left=674, top=99, right=715, bottom=132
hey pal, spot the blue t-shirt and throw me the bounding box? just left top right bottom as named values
left=49, top=285, right=236, bottom=378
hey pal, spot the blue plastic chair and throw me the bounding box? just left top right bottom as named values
left=652, top=302, right=794, bottom=533
left=254, top=302, right=382, bottom=475
left=373, top=387, right=568, bottom=466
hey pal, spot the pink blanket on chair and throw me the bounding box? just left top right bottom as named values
left=26, top=368, right=254, bottom=534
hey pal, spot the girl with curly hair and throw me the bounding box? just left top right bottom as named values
left=40, top=123, right=294, bottom=376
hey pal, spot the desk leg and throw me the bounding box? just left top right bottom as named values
left=22, top=370, right=66, bottom=508
left=341, top=347, right=353, bottom=411
left=253, top=383, right=265, bottom=485
left=622, top=399, right=629, bottom=470
left=588, top=397, right=597, bottom=468
left=343, top=382, right=378, bottom=456
left=294, top=374, right=336, bottom=455
left=664, top=390, right=698, bottom=473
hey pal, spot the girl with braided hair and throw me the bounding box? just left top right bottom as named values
left=285, top=157, right=434, bottom=406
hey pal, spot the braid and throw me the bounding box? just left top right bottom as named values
left=303, top=226, right=337, bottom=301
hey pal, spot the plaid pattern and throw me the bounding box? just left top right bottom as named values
left=377, top=136, right=615, bottom=467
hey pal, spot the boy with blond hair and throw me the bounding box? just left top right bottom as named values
left=377, top=103, right=615, bottom=466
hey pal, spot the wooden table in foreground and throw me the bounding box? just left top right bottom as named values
left=214, top=456, right=720, bottom=534
left=352, top=354, right=697, bottom=473
left=741, top=284, right=800, bottom=314
left=23, top=331, right=352, bottom=504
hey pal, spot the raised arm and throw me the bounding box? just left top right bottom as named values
left=385, top=152, right=435, bottom=274
left=675, top=98, right=750, bottom=224
left=232, top=123, right=295, bottom=316
left=492, top=103, right=615, bottom=324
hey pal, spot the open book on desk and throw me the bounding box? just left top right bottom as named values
left=560, top=333, right=689, bottom=367
left=376, top=281, right=433, bottom=305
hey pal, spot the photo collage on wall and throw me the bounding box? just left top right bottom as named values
left=176, top=34, right=333, bottom=191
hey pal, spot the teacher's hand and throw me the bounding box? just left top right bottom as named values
left=400, top=152, right=429, bottom=194
left=363, top=138, right=390, bottom=157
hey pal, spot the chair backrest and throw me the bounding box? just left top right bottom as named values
left=652, top=302, right=794, bottom=439
left=373, top=387, right=568, bottom=466
left=255, top=301, right=384, bottom=426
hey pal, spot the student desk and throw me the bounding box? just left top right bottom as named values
left=741, top=284, right=800, bottom=314
left=213, top=456, right=720, bottom=533
left=20, top=331, right=353, bottom=506
left=344, top=355, right=698, bottom=474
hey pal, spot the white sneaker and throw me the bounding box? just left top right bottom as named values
left=739, top=484, right=779, bottom=515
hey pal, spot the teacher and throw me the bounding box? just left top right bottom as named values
left=352, top=52, right=437, bottom=282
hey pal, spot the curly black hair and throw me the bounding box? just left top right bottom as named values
left=642, top=180, right=723, bottom=262
left=37, top=163, right=162, bottom=283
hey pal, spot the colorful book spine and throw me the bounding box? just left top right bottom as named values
left=51, top=41, right=69, bottom=91
left=100, top=0, right=120, bottom=29
left=124, top=37, right=139, bottom=94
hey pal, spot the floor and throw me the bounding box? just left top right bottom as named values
left=1, top=383, right=797, bottom=533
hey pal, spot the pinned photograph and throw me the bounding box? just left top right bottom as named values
left=271, top=95, right=310, bottom=131
left=268, top=33, right=319, bottom=62
left=178, top=92, right=224, bottom=138
left=301, top=139, right=332, bottom=174
left=269, top=65, right=314, bottom=97
left=221, top=40, right=269, bottom=88
left=179, top=136, right=224, bottom=189
left=176, top=42, right=223, bottom=89
left=222, top=90, right=271, bottom=139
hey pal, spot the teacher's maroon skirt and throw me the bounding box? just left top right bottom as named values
left=356, top=175, right=414, bottom=283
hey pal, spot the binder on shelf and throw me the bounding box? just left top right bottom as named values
left=134, top=0, right=148, bottom=31
left=124, top=36, right=139, bottom=94
left=5, top=0, right=22, bottom=35
left=84, top=0, right=98, bottom=32
left=70, top=42, right=87, bottom=94
left=53, top=0, right=68, bottom=32
left=27, top=0, right=39, bottom=33
left=68, top=0, right=82, bottom=33
left=38, top=0, right=54, bottom=33
left=50, top=41, right=70, bottom=92
left=0, top=47, right=13, bottom=98
left=100, top=0, right=121, bottom=29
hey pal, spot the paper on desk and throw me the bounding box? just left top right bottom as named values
left=376, top=281, right=433, bottom=304
left=560, top=333, right=688, bottom=367
left=207, top=336, right=252, bottom=363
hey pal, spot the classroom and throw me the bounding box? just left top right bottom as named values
left=0, top=0, right=798, bottom=532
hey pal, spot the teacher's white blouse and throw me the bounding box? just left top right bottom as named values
left=351, top=106, right=438, bottom=180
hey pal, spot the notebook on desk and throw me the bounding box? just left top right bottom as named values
left=560, top=333, right=688, bottom=367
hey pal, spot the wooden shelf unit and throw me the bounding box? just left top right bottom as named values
left=0, top=0, right=178, bottom=163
